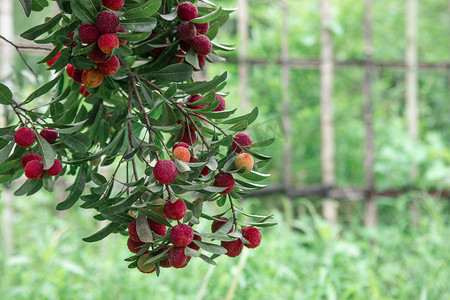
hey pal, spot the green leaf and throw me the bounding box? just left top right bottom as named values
left=32, top=0, right=49, bottom=12
left=160, top=10, right=177, bottom=21
left=90, top=172, right=107, bottom=185
left=70, top=0, right=99, bottom=24
left=191, top=7, right=222, bottom=24
left=14, top=179, right=41, bottom=196
left=0, top=141, right=14, bottom=164
left=193, top=240, right=227, bottom=255
left=221, top=107, right=258, bottom=125
left=56, top=164, right=87, bottom=210
left=228, top=120, right=248, bottom=132
left=136, top=214, right=154, bottom=243
left=36, top=134, right=56, bottom=170
left=19, top=0, right=33, bottom=16
left=20, top=13, right=62, bottom=40
left=123, top=0, right=161, bottom=18
left=145, top=64, right=193, bottom=82
left=0, top=83, right=13, bottom=105
left=42, top=172, right=54, bottom=192
left=139, top=210, right=172, bottom=227
left=249, top=138, right=275, bottom=148
left=102, top=187, right=145, bottom=215
left=23, top=72, right=63, bottom=105
left=212, top=41, right=235, bottom=52
left=178, top=72, right=227, bottom=95
left=247, top=222, right=278, bottom=228
left=240, top=171, right=271, bottom=181
left=201, top=109, right=237, bottom=119
left=120, top=18, right=157, bottom=33
left=199, top=254, right=217, bottom=266
left=82, top=222, right=121, bottom=242
left=187, top=91, right=216, bottom=107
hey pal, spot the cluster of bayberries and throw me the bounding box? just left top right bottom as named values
left=128, top=210, right=262, bottom=273
left=14, top=127, right=62, bottom=179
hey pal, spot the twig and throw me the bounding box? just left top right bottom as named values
left=228, top=194, right=238, bottom=229
left=0, top=35, right=39, bottom=78
left=189, top=112, right=228, bottom=136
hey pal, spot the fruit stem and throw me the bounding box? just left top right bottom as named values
left=228, top=194, right=238, bottom=229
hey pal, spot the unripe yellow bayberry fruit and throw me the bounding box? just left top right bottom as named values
left=137, top=253, right=156, bottom=273
left=235, top=153, right=254, bottom=174
left=151, top=198, right=166, bottom=216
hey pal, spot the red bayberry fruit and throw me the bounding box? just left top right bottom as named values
left=14, top=127, right=35, bottom=147
left=97, top=55, right=120, bottom=76
left=241, top=227, right=262, bottom=249
left=192, top=35, right=212, bottom=56
left=213, top=94, right=226, bottom=112
left=177, top=2, right=198, bottom=21
left=97, top=33, right=119, bottom=54
left=72, top=68, right=84, bottom=84
left=232, top=132, right=253, bottom=153
left=153, top=159, right=178, bottom=184
left=179, top=40, right=191, bottom=52
left=40, top=128, right=58, bottom=142
left=186, top=94, right=206, bottom=109
left=213, top=172, right=235, bottom=195
left=128, top=219, right=141, bottom=242
left=187, top=233, right=202, bottom=251
left=164, top=199, right=187, bottom=221
left=88, top=45, right=110, bottom=63
left=96, top=11, right=120, bottom=34
left=102, top=0, right=124, bottom=11
left=78, top=23, right=100, bottom=44
left=21, top=154, right=42, bottom=169
left=82, top=68, right=104, bottom=88
left=157, top=245, right=172, bottom=268
left=211, top=217, right=233, bottom=233
left=168, top=247, right=189, bottom=269
left=193, top=55, right=206, bottom=71
left=172, top=142, right=189, bottom=150
left=117, top=27, right=127, bottom=45
left=24, top=160, right=44, bottom=179
left=194, top=22, right=210, bottom=35
left=127, top=237, right=145, bottom=253
left=170, top=224, right=194, bottom=247
left=79, top=85, right=90, bottom=97
left=177, top=21, right=197, bottom=43
left=46, top=159, right=62, bottom=176
left=221, top=239, right=244, bottom=257
left=46, top=52, right=60, bottom=67
left=180, top=126, right=196, bottom=145
left=66, top=64, right=75, bottom=78
left=147, top=217, right=167, bottom=236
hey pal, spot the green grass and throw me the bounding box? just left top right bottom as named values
left=0, top=191, right=449, bottom=300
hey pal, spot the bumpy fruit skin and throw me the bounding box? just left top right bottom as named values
left=46, top=159, right=63, bottom=176
left=213, top=94, right=226, bottom=112
left=40, top=128, right=58, bottom=142
left=128, top=219, right=141, bottom=242
left=96, top=11, right=120, bottom=34
left=232, top=132, right=252, bottom=153
left=72, top=68, right=84, bottom=84
left=168, top=247, right=189, bottom=269
left=88, top=45, right=110, bottom=63
left=235, top=153, right=254, bottom=174
left=97, top=55, right=120, bottom=76
left=150, top=198, right=166, bottom=216
left=102, top=0, right=124, bottom=11
left=137, top=253, right=156, bottom=273
left=170, top=224, right=194, bottom=247
left=148, top=217, right=167, bottom=236
left=179, top=40, right=191, bottom=52
left=188, top=233, right=202, bottom=250
left=127, top=237, right=145, bottom=253
left=158, top=245, right=172, bottom=268
left=21, top=154, right=42, bottom=168
left=24, top=160, right=44, bottom=179
left=173, top=142, right=190, bottom=150
left=177, top=2, right=198, bottom=21
left=192, top=35, right=212, bottom=56
left=78, top=24, right=100, bottom=44
left=14, top=127, right=35, bottom=147
left=79, top=85, right=90, bottom=97
left=82, top=68, right=104, bottom=88
left=153, top=159, right=178, bottom=184
left=211, top=217, right=232, bottom=233
left=164, top=199, right=187, bottom=221
left=177, top=21, right=197, bottom=43
left=213, top=172, right=235, bottom=195
left=193, top=55, right=206, bottom=71
left=221, top=239, right=244, bottom=257
left=194, top=22, right=210, bottom=35
left=46, top=52, right=60, bottom=67
left=66, top=64, right=75, bottom=78
left=173, top=146, right=191, bottom=163
left=97, top=33, right=119, bottom=54
left=186, top=94, right=206, bottom=109
left=200, top=166, right=210, bottom=176
left=241, top=227, right=262, bottom=249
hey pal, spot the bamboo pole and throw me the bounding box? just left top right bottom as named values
left=363, top=0, right=377, bottom=227
left=320, top=0, right=337, bottom=225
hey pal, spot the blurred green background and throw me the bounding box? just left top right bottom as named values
left=1, top=0, right=450, bottom=299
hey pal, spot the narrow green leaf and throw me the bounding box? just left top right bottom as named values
left=23, top=72, right=63, bottom=104
left=191, top=7, right=222, bottom=24
left=14, top=179, right=40, bottom=196
left=0, top=141, right=14, bottom=164
left=0, top=83, right=13, bottom=105
left=19, top=0, right=33, bottom=16
left=82, top=222, right=121, bottom=242
left=36, top=134, right=56, bottom=170
left=56, top=164, right=87, bottom=210
left=193, top=240, right=227, bottom=254
left=70, top=0, right=98, bottom=24
left=20, top=13, right=62, bottom=40
left=178, top=72, right=227, bottom=95
left=102, top=187, right=145, bottom=215
left=249, top=138, right=275, bottom=148
left=146, top=64, right=193, bottom=82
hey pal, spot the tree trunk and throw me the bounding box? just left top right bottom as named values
left=320, top=0, right=337, bottom=225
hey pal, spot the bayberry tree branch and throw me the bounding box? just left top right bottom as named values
left=228, top=194, right=238, bottom=229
